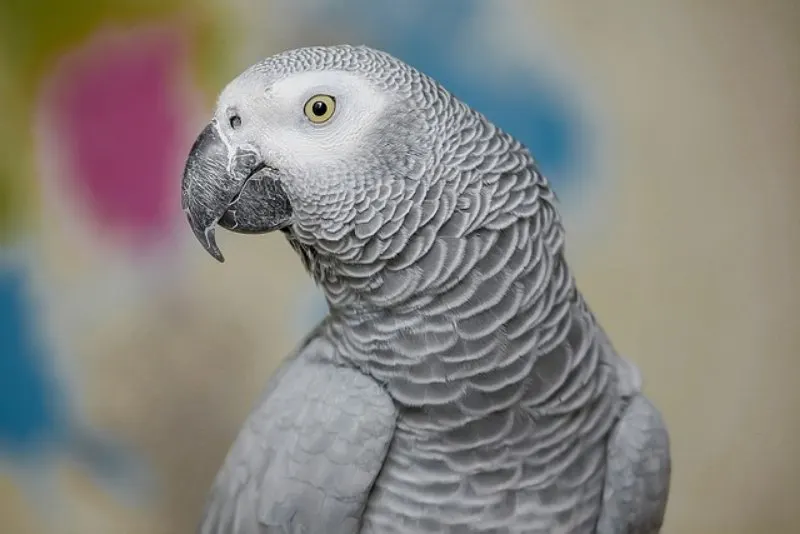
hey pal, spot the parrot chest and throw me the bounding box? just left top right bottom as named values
left=360, top=403, right=612, bottom=534
left=323, top=255, right=620, bottom=532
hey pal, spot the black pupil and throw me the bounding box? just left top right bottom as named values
left=229, top=115, right=241, bottom=128
left=312, top=100, right=328, bottom=116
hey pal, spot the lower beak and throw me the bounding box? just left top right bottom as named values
left=181, top=121, right=292, bottom=262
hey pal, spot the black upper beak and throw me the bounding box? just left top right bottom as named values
left=181, top=121, right=292, bottom=262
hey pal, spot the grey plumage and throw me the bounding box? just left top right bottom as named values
left=182, top=45, right=671, bottom=534
left=200, top=330, right=397, bottom=534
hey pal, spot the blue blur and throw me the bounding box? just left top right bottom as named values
left=0, top=260, right=65, bottom=459
left=313, top=0, right=588, bottom=191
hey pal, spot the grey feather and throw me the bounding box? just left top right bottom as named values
left=199, top=328, right=397, bottom=534
left=595, top=351, right=671, bottom=534
left=188, top=44, right=671, bottom=534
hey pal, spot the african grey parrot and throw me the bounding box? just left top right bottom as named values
left=181, top=45, right=671, bottom=534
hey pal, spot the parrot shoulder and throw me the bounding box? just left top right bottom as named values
left=595, top=357, right=671, bottom=534
left=199, top=331, right=397, bottom=534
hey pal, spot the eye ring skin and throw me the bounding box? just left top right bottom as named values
left=303, top=94, right=336, bottom=123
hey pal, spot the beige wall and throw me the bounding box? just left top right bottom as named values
left=532, top=3, right=800, bottom=533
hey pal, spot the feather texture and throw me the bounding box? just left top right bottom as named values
left=199, top=329, right=397, bottom=534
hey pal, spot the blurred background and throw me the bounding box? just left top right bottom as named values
left=0, top=1, right=797, bottom=533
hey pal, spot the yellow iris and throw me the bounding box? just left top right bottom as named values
left=303, top=94, right=336, bottom=123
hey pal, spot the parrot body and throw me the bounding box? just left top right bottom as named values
left=182, top=45, right=670, bottom=534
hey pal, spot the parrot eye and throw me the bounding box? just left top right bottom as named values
left=229, top=114, right=242, bottom=129
left=303, top=94, right=336, bottom=124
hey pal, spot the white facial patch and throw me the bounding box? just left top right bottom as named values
left=216, top=69, right=388, bottom=173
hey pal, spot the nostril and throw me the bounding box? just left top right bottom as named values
left=229, top=114, right=242, bottom=129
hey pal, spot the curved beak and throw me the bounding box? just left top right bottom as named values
left=181, top=121, right=292, bottom=262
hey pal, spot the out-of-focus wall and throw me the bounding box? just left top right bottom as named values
left=0, top=1, right=797, bottom=533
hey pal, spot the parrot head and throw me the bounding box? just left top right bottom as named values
left=182, top=45, right=443, bottom=263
